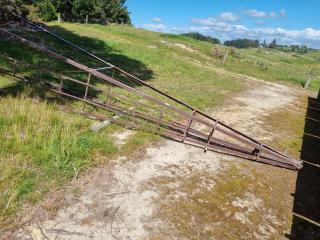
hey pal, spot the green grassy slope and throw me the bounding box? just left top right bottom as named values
left=223, top=47, right=320, bottom=90
left=0, top=24, right=241, bottom=229
left=50, top=23, right=320, bottom=91
left=0, top=23, right=319, bottom=230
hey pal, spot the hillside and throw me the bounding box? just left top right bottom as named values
left=0, top=23, right=319, bottom=232
left=50, top=23, right=320, bottom=91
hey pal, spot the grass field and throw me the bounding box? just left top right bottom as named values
left=0, top=23, right=319, bottom=230
left=49, top=23, right=320, bottom=91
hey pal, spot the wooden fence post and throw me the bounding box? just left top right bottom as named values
left=84, top=73, right=91, bottom=99
left=304, top=67, right=316, bottom=89
left=222, top=48, right=229, bottom=65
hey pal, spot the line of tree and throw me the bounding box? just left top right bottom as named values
left=224, top=39, right=260, bottom=49
left=276, top=44, right=313, bottom=53
left=223, top=38, right=317, bottom=53
left=262, top=39, right=316, bottom=53
left=181, top=32, right=220, bottom=44
left=0, top=0, right=131, bottom=24
left=258, top=39, right=279, bottom=49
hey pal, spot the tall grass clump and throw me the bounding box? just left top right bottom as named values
left=0, top=94, right=117, bottom=228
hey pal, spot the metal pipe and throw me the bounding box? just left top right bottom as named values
left=0, top=8, right=288, bottom=157
left=0, top=23, right=303, bottom=170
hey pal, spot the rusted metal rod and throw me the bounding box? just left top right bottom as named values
left=0, top=23, right=303, bottom=170
left=0, top=9, right=296, bottom=161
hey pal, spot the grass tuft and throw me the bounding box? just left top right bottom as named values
left=0, top=94, right=118, bottom=228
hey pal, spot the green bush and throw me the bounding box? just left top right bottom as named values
left=37, top=0, right=57, bottom=22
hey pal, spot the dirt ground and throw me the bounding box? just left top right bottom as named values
left=8, top=76, right=316, bottom=239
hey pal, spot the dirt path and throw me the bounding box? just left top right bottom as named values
left=16, top=78, right=302, bottom=240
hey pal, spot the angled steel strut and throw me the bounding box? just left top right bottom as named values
left=0, top=8, right=303, bottom=170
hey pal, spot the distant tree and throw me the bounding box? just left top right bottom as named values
left=288, top=44, right=311, bottom=54
left=56, top=0, right=131, bottom=24
left=290, top=45, right=297, bottom=52
left=300, top=45, right=308, bottom=53
left=262, top=40, right=267, bottom=48
left=270, top=43, right=315, bottom=54
left=54, top=0, right=74, bottom=22
left=276, top=44, right=291, bottom=52
left=269, top=39, right=277, bottom=48
left=0, top=0, right=131, bottom=24
left=98, top=0, right=131, bottom=24
left=37, top=0, right=57, bottom=22
left=181, top=32, right=220, bottom=44
left=71, top=0, right=94, bottom=22
left=224, top=39, right=259, bottom=49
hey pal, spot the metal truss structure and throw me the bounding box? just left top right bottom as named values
left=0, top=8, right=303, bottom=170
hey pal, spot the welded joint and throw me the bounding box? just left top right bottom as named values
left=182, top=110, right=197, bottom=142
left=204, top=120, right=219, bottom=153
left=252, top=143, right=263, bottom=160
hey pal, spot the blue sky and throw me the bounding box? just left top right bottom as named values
left=126, top=0, right=320, bottom=48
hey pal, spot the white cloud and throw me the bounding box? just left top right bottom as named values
left=173, top=16, right=320, bottom=48
left=246, top=9, right=267, bottom=18
left=192, top=17, right=249, bottom=33
left=251, top=27, right=320, bottom=47
left=152, top=17, right=163, bottom=23
left=218, top=12, right=240, bottom=22
left=141, top=10, right=318, bottom=48
left=191, top=12, right=240, bottom=28
left=143, top=18, right=166, bottom=32
left=279, top=9, right=287, bottom=17
left=192, top=17, right=227, bottom=28
left=143, top=23, right=167, bottom=32
left=269, top=11, right=278, bottom=18
left=245, top=9, right=286, bottom=18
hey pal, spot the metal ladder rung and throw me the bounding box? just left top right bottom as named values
left=204, top=120, right=218, bottom=152
left=182, top=110, right=197, bottom=142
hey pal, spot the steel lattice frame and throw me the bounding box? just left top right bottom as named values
left=0, top=8, right=303, bottom=170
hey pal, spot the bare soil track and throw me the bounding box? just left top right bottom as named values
left=7, top=76, right=317, bottom=239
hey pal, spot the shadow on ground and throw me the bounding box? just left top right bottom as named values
left=289, top=97, right=320, bottom=240
left=0, top=24, right=154, bottom=100
left=48, top=25, right=154, bottom=82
